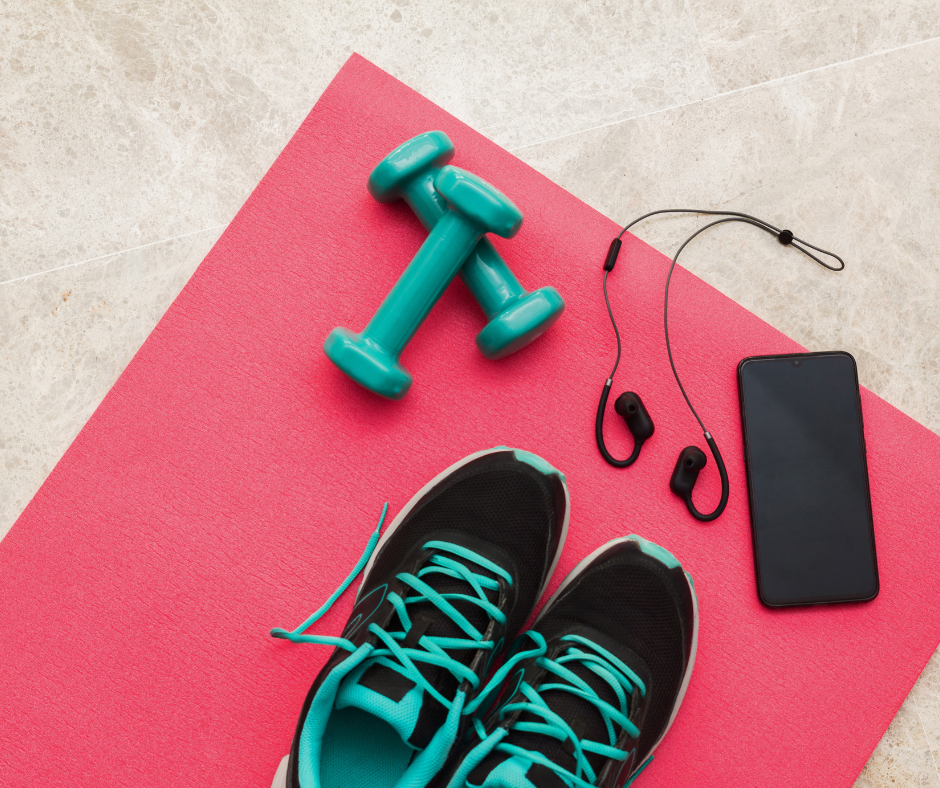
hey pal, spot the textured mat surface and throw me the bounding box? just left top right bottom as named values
left=2, top=54, right=940, bottom=788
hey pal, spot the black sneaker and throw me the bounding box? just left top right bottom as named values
left=269, top=447, right=569, bottom=788
left=436, top=536, right=698, bottom=788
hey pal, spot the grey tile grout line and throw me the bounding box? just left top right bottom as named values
left=682, top=0, right=720, bottom=107
left=0, top=224, right=229, bottom=288
left=508, top=33, right=940, bottom=154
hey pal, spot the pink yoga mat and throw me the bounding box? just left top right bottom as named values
left=3, top=54, right=940, bottom=788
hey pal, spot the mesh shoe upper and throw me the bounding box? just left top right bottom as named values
left=439, top=536, right=697, bottom=788
left=351, top=449, right=568, bottom=748
left=277, top=448, right=569, bottom=788
left=362, top=450, right=568, bottom=638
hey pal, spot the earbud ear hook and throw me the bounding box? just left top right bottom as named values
left=595, top=381, right=655, bottom=467
left=669, top=433, right=729, bottom=522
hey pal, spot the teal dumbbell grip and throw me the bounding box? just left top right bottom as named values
left=364, top=212, right=483, bottom=357
left=461, top=241, right=531, bottom=317
left=369, top=132, right=564, bottom=359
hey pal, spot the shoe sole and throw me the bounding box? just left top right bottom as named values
left=532, top=535, right=699, bottom=770
left=270, top=446, right=571, bottom=788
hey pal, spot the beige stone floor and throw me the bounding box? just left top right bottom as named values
left=2, top=1, right=940, bottom=784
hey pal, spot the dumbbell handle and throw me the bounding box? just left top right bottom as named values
left=402, top=170, right=527, bottom=320
left=366, top=212, right=483, bottom=356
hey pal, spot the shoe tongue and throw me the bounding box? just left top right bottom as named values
left=334, top=659, right=427, bottom=749
left=336, top=558, right=500, bottom=750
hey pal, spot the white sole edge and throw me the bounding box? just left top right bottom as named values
left=532, top=536, right=699, bottom=767
left=359, top=446, right=570, bottom=604
left=270, top=754, right=289, bottom=788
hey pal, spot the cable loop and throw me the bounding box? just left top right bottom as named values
left=600, top=208, right=845, bottom=521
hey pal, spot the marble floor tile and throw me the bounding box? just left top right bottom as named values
left=853, top=695, right=940, bottom=788
left=689, top=0, right=940, bottom=92
left=911, top=647, right=940, bottom=776
left=0, top=226, right=223, bottom=541
left=0, top=0, right=714, bottom=282
left=516, top=37, right=940, bottom=436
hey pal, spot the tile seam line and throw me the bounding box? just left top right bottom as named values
left=508, top=33, right=940, bottom=153
left=0, top=225, right=229, bottom=287
left=683, top=0, right=720, bottom=103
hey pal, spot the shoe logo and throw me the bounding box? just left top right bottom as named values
left=342, top=583, right=388, bottom=639
left=613, top=749, right=638, bottom=788
left=483, top=637, right=504, bottom=676
left=506, top=668, right=525, bottom=704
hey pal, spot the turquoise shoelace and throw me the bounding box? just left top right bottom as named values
left=468, top=634, right=649, bottom=788
left=271, top=505, right=542, bottom=717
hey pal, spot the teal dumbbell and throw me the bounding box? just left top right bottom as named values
left=368, top=131, right=565, bottom=360
left=324, top=166, right=523, bottom=399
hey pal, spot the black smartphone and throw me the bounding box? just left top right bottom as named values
left=737, top=351, right=878, bottom=607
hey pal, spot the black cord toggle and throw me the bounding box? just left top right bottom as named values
left=777, top=229, right=794, bottom=245
left=603, top=238, right=622, bottom=271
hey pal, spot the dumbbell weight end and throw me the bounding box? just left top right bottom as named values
left=323, top=328, right=413, bottom=400
left=460, top=237, right=565, bottom=359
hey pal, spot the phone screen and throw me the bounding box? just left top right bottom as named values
left=738, top=352, right=878, bottom=606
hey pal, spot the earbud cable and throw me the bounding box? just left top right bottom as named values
left=597, top=269, right=644, bottom=466
left=605, top=209, right=844, bottom=520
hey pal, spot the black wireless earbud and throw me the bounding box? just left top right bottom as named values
left=596, top=208, right=844, bottom=524
left=670, top=446, right=707, bottom=498
left=595, top=385, right=654, bottom=467
left=615, top=392, right=655, bottom=439
left=670, top=439, right=729, bottom=522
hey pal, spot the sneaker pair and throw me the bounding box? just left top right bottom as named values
left=270, top=447, right=698, bottom=788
